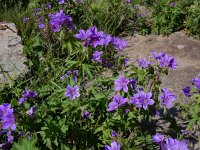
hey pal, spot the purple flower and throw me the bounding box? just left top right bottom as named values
left=0, top=103, right=16, bottom=131
left=129, top=78, right=137, bottom=89
left=191, top=74, right=200, bottom=90
left=160, top=55, right=176, bottom=69
left=130, top=94, right=142, bottom=108
left=107, top=101, right=119, bottom=112
left=136, top=57, right=152, bottom=68
left=64, top=85, right=80, bottom=100
left=7, top=131, right=14, bottom=143
left=107, top=95, right=128, bottom=112
left=182, top=86, right=192, bottom=97
left=45, top=3, right=51, bottom=9
left=0, top=103, right=11, bottom=119
left=126, top=0, right=132, bottom=3
left=152, top=51, right=176, bottom=69
left=65, top=70, right=72, bottom=77
left=130, top=91, right=154, bottom=110
left=151, top=51, right=165, bottom=60
left=124, top=58, right=129, bottom=68
left=87, top=26, right=104, bottom=47
left=26, top=106, right=36, bottom=116
left=38, top=23, right=45, bottom=29
left=161, top=138, right=188, bottom=150
left=58, top=0, right=64, bottom=4
left=19, top=89, right=38, bottom=105
left=181, top=130, right=189, bottom=135
left=114, top=95, right=128, bottom=106
left=73, top=70, right=79, bottom=82
left=19, top=131, right=24, bottom=137
left=159, top=88, right=176, bottom=109
left=101, top=34, right=112, bottom=46
left=105, top=141, right=120, bottom=150
left=169, top=2, right=176, bottom=7
left=49, top=10, right=73, bottom=32
left=125, top=108, right=130, bottom=114
left=0, top=143, right=5, bottom=148
left=92, top=51, right=103, bottom=62
left=23, top=17, right=30, bottom=22
left=152, top=134, right=165, bottom=143
left=60, top=76, right=65, bottom=80
left=75, top=27, right=113, bottom=47
left=2, top=109, right=16, bottom=130
left=27, top=132, right=31, bottom=140
left=111, top=130, right=119, bottom=137
left=75, top=29, right=91, bottom=41
left=81, top=110, right=91, bottom=119
left=73, top=70, right=78, bottom=76
left=114, top=75, right=129, bottom=93
left=112, top=37, right=127, bottom=51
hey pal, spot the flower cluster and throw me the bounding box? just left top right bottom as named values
left=75, top=26, right=127, bottom=50
left=19, top=89, right=38, bottom=105
left=152, top=134, right=188, bottom=150
left=152, top=51, right=176, bottom=69
left=135, top=51, right=176, bottom=70
left=112, top=75, right=155, bottom=111
left=107, top=95, right=128, bottom=112
left=49, top=9, right=74, bottom=32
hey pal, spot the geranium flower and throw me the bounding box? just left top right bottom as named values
left=64, top=85, right=80, bottom=100
left=114, top=75, right=129, bottom=93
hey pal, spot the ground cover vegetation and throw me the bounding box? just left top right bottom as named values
left=0, top=0, right=200, bottom=149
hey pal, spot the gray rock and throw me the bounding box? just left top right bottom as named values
left=0, top=22, right=28, bottom=86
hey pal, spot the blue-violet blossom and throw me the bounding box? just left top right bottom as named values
left=64, top=85, right=80, bottom=100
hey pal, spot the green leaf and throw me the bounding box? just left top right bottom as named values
left=187, top=118, right=197, bottom=130
left=12, top=138, right=38, bottom=150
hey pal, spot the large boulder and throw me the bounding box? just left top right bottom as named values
left=0, top=23, right=28, bottom=86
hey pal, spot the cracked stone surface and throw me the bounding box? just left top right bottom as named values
left=0, top=22, right=28, bottom=85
